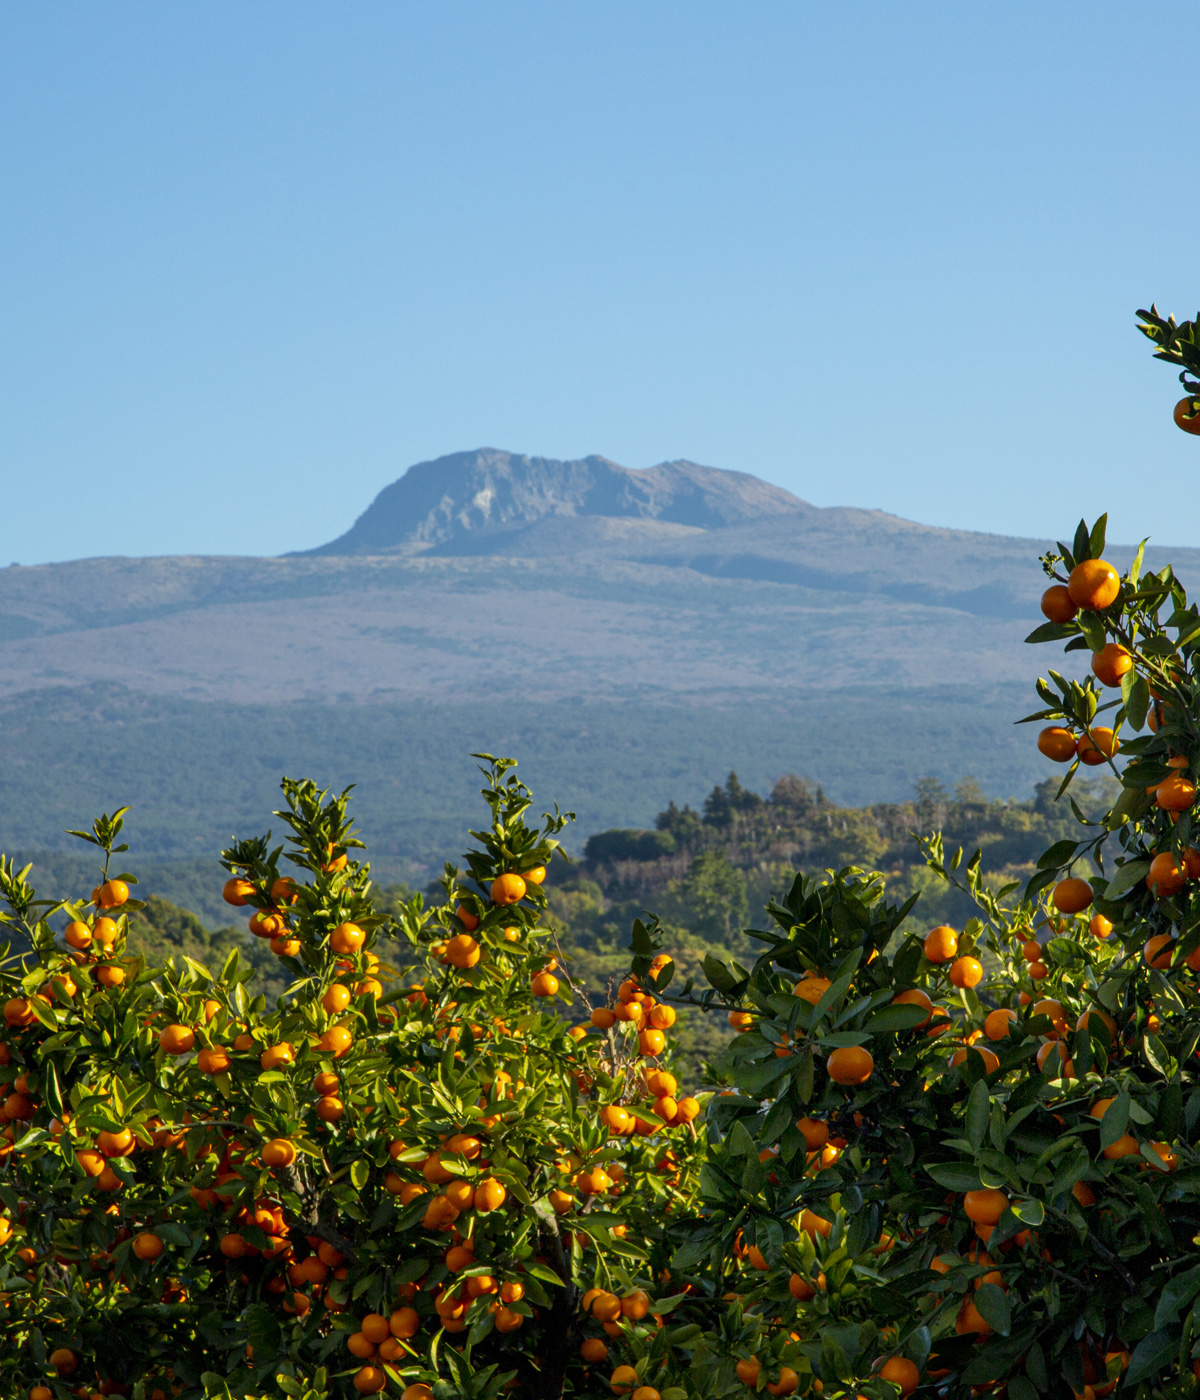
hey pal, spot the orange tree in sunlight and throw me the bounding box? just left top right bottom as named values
left=0, top=759, right=705, bottom=1400
left=640, top=515, right=1200, bottom=1400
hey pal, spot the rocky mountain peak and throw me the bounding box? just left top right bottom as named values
left=299, top=448, right=809, bottom=556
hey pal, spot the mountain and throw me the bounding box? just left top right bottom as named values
left=1, top=448, right=1192, bottom=879
left=296, top=448, right=808, bottom=555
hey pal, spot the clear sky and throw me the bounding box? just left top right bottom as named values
left=3, top=4, right=1197, bottom=565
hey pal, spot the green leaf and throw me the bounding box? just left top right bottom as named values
left=244, top=1302, right=282, bottom=1357
left=864, top=1004, right=932, bottom=1033
left=737, top=1056, right=793, bottom=1096
left=1099, top=1090, right=1131, bottom=1149
left=1010, top=1198, right=1043, bottom=1226
left=1156, top=1263, right=1200, bottom=1329
left=1073, top=519, right=1091, bottom=564
left=973, top=1283, right=1011, bottom=1337
left=965, top=1080, right=991, bottom=1152
left=1102, top=860, right=1151, bottom=901
left=701, top=954, right=740, bottom=994
left=1036, top=839, right=1078, bottom=870
left=1123, top=674, right=1150, bottom=730
left=1088, top=513, right=1107, bottom=561
left=1125, top=1329, right=1176, bottom=1386
left=1024, top=621, right=1077, bottom=644
left=924, top=1162, right=982, bottom=1192
left=350, top=1159, right=369, bottom=1190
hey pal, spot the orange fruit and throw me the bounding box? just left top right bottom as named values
left=1157, top=773, right=1197, bottom=811
left=766, top=1368, right=799, bottom=1396
left=64, top=920, right=92, bottom=950
left=1040, top=584, right=1078, bottom=622
left=1052, top=877, right=1092, bottom=913
left=1076, top=728, right=1118, bottom=765
left=949, top=956, right=983, bottom=989
left=352, top=1368, right=386, bottom=1395
left=792, top=976, right=832, bottom=1005
left=390, top=1306, right=419, bottom=1338
left=97, top=1127, right=134, bottom=1157
left=796, top=1117, right=828, bottom=1149
left=1174, top=397, right=1200, bottom=434
left=223, top=877, right=255, bottom=905
left=330, top=923, right=365, bottom=954
left=1067, top=559, right=1120, bottom=611
left=133, top=1231, right=164, bottom=1260
left=1072, top=1180, right=1096, bottom=1207
left=798, top=1208, right=832, bottom=1238
left=360, top=1313, right=391, bottom=1344
left=474, top=1177, right=507, bottom=1211
left=826, top=1046, right=873, bottom=1085
left=321, top=984, right=351, bottom=1014
left=262, top=1138, right=297, bottom=1168
left=1089, top=913, right=1114, bottom=939
left=982, top=1008, right=1013, bottom=1042
left=1032, top=998, right=1068, bottom=1034
left=963, top=1188, right=1008, bottom=1224
left=445, top=934, right=481, bottom=969
left=879, top=1358, right=920, bottom=1395
left=532, top=972, right=559, bottom=998
left=638, top=1028, right=665, bottom=1056
left=956, top=1299, right=991, bottom=1336
left=260, top=1042, right=294, bottom=1070
left=97, top=878, right=129, bottom=909
left=49, top=1349, right=78, bottom=1375
left=490, top=873, right=527, bottom=905
left=1144, top=933, right=1175, bottom=969
left=1147, top=852, right=1187, bottom=897
left=1103, top=1133, right=1139, bottom=1160
left=316, top=1096, right=345, bottom=1122
left=924, top=926, right=958, bottom=963
left=1149, top=1141, right=1178, bottom=1171
left=197, top=1046, right=230, bottom=1075
left=92, top=915, right=119, bottom=945
left=1037, top=726, right=1077, bottom=762
left=591, top=1007, right=617, bottom=1028
left=645, top=1068, right=677, bottom=1095
left=1091, top=644, right=1132, bottom=687
left=318, top=1025, right=353, bottom=1057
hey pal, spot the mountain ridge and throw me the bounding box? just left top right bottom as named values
left=2, top=447, right=1196, bottom=709
left=295, top=447, right=811, bottom=555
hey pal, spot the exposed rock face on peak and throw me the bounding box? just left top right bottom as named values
left=298, top=448, right=809, bottom=555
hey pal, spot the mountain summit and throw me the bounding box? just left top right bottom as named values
left=299, top=448, right=808, bottom=555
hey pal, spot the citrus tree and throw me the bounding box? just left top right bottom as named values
left=1138, top=305, right=1200, bottom=435
left=634, top=516, right=1200, bottom=1400
left=0, top=757, right=707, bottom=1400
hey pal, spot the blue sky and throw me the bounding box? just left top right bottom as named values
left=3, top=4, right=1197, bottom=564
